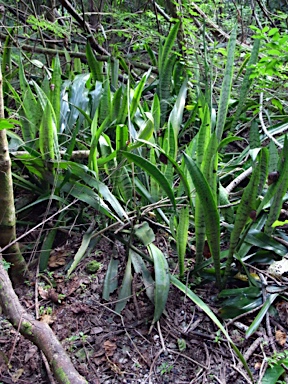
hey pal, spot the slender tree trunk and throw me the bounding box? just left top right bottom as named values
left=0, top=67, right=26, bottom=285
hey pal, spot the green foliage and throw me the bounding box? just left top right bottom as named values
left=6, top=5, right=288, bottom=375
left=250, top=26, right=288, bottom=81
left=27, top=15, right=67, bottom=38
left=263, top=350, right=288, bottom=384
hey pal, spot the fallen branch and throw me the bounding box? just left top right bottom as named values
left=0, top=255, right=88, bottom=384
left=0, top=32, right=156, bottom=74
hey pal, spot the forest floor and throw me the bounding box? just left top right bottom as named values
left=0, top=224, right=287, bottom=384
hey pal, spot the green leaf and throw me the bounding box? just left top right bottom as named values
left=130, top=250, right=154, bottom=303
left=57, top=161, right=128, bottom=220
left=133, top=178, right=170, bottom=225
left=99, top=77, right=111, bottom=124
left=152, top=93, right=161, bottom=134
left=264, top=136, right=288, bottom=235
left=39, top=101, right=56, bottom=162
left=184, top=153, right=221, bottom=287
left=231, top=37, right=261, bottom=131
left=18, top=58, right=41, bottom=141
left=176, top=206, right=190, bottom=280
left=128, top=113, right=154, bottom=150
left=148, top=244, right=170, bottom=324
left=130, top=70, right=150, bottom=120
left=103, top=258, right=119, bottom=301
left=244, top=230, right=287, bottom=256
left=196, top=104, right=211, bottom=166
left=122, top=151, right=176, bottom=210
left=134, top=222, right=155, bottom=246
left=215, top=26, right=237, bottom=141
left=39, top=228, right=57, bottom=272
left=246, top=293, right=278, bottom=338
left=0, top=118, right=18, bottom=130
left=168, top=78, right=188, bottom=135
left=50, top=55, right=62, bottom=131
left=218, top=136, right=243, bottom=150
left=223, top=151, right=262, bottom=287
left=115, top=252, right=132, bottom=314
left=67, top=229, right=94, bottom=277
left=86, top=42, right=104, bottom=82
left=112, top=87, right=124, bottom=122
left=262, top=365, right=286, bottom=384
left=158, top=21, right=180, bottom=74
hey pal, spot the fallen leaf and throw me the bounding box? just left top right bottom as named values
left=275, top=329, right=287, bottom=346
left=103, top=340, right=117, bottom=357
left=48, top=247, right=70, bottom=268
left=40, top=314, right=55, bottom=325
left=48, top=254, right=67, bottom=268
left=38, top=286, right=49, bottom=300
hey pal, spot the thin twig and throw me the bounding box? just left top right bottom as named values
left=157, top=321, right=167, bottom=353
left=0, top=199, right=79, bottom=253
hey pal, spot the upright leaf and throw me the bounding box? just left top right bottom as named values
left=222, top=151, right=262, bottom=287
left=215, top=26, right=237, bottom=141
left=148, top=244, right=170, bottom=324
left=176, top=206, right=190, bottom=280
left=50, top=55, right=62, bottom=131
left=86, top=42, right=104, bottom=82
left=184, top=154, right=221, bottom=287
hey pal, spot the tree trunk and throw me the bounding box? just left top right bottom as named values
left=0, top=254, right=88, bottom=384
left=0, top=67, right=26, bottom=285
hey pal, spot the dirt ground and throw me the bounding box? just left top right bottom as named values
left=0, top=233, right=287, bottom=384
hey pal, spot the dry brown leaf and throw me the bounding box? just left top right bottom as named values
left=275, top=329, right=287, bottom=346
left=103, top=340, right=117, bottom=356
left=38, top=286, right=49, bottom=300
left=39, top=314, right=55, bottom=325
left=48, top=254, right=67, bottom=268
left=48, top=247, right=70, bottom=268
